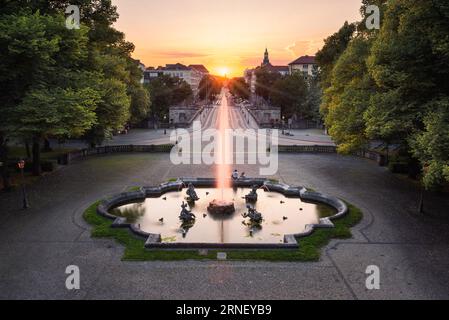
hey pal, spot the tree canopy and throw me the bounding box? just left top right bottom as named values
left=146, top=75, right=193, bottom=120
left=198, top=75, right=223, bottom=102
left=228, top=77, right=250, bottom=101
left=317, top=0, right=449, bottom=189
left=0, top=1, right=150, bottom=177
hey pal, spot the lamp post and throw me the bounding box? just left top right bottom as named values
left=164, top=115, right=167, bottom=135
left=17, top=160, right=30, bottom=209
left=282, top=115, right=285, bottom=135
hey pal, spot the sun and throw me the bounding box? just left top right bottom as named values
left=217, top=67, right=230, bottom=77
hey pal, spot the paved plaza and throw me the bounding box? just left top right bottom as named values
left=1, top=151, right=449, bottom=299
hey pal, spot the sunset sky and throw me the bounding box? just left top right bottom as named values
left=112, top=0, right=363, bottom=77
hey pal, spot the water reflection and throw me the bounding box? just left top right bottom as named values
left=110, top=202, right=145, bottom=223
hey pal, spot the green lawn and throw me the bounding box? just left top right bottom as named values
left=83, top=198, right=363, bottom=262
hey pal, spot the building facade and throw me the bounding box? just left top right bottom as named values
left=288, top=55, right=318, bottom=79
left=143, top=63, right=209, bottom=96
left=244, top=48, right=289, bottom=95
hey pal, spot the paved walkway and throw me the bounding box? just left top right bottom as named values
left=1, top=153, right=448, bottom=299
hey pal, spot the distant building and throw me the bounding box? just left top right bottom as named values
left=143, top=66, right=163, bottom=82
left=262, top=47, right=270, bottom=66
left=143, top=63, right=209, bottom=96
left=244, top=48, right=289, bottom=95
left=131, top=59, right=146, bottom=83
left=288, top=55, right=318, bottom=79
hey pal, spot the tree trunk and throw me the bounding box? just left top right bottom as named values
left=32, top=136, right=42, bottom=176
left=25, top=140, right=31, bottom=159
left=43, top=138, right=52, bottom=152
left=0, top=136, right=12, bottom=191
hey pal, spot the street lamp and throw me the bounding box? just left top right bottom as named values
left=164, top=115, right=167, bottom=135
left=282, top=116, right=286, bottom=135
left=17, top=159, right=30, bottom=209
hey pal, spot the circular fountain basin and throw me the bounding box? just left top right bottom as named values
left=110, top=187, right=336, bottom=245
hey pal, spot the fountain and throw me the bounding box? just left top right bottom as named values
left=208, top=92, right=236, bottom=216
left=100, top=179, right=348, bottom=248
left=96, top=91, right=349, bottom=249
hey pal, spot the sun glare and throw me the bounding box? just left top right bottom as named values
left=217, top=67, right=230, bottom=77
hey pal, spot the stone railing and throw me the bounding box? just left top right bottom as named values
left=354, top=149, right=387, bottom=166
left=277, top=145, right=388, bottom=167
left=58, top=144, right=174, bottom=165
left=278, top=145, right=337, bottom=153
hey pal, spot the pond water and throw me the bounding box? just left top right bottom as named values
left=110, top=188, right=335, bottom=244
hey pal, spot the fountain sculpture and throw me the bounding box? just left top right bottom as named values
left=186, top=183, right=200, bottom=203
left=245, top=185, right=259, bottom=202
left=242, top=205, right=263, bottom=225
left=179, top=201, right=196, bottom=224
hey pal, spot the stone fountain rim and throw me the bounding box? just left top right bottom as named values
left=96, top=178, right=348, bottom=249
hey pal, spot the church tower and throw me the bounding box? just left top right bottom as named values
left=262, top=47, right=270, bottom=66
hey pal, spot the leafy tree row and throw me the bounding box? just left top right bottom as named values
left=253, top=68, right=321, bottom=121
left=198, top=75, right=223, bottom=102
left=228, top=77, right=250, bottom=101
left=145, top=74, right=193, bottom=121
left=317, top=0, right=449, bottom=189
left=0, top=0, right=151, bottom=185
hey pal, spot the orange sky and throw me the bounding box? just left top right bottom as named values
left=112, top=0, right=362, bottom=77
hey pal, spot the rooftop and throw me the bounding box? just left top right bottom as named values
left=188, top=64, right=209, bottom=73
left=164, top=63, right=191, bottom=71
left=289, top=55, right=316, bottom=65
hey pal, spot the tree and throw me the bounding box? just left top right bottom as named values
left=129, top=86, right=151, bottom=126
left=305, top=77, right=322, bottom=122
left=270, top=74, right=308, bottom=119
left=228, top=77, right=250, bottom=100
left=198, top=75, right=222, bottom=101
left=85, top=78, right=130, bottom=146
left=146, top=75, right=193, bottom=120
left=410, top=99, right=449, bottom=189
left=364, top=0, right=449, bottom=188
left=254, top=68, right=282, bottom=102
left=322, top=37, right=374, bottom=153
left=315, top=21, right=356, bottom=92
left=0, top=1, right=146, bottom=180
left=0, top=11, right=102, bottom=175
left=173, top=80, right=194, bottom=104
left=15, top=88, right=99, bottom=173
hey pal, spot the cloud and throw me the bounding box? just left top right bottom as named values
left=285, top=40, right=323, bottom=57
left=154, top=51, right=212, bottom=58
left=240, top=56, right=263, bottom=67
